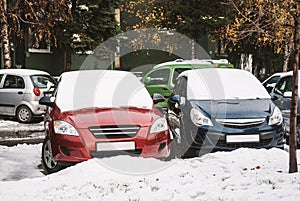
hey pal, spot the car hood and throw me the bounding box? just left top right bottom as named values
left=60, top=107, right=157, bottom=128
left=190, top=99, right=274, bottom=119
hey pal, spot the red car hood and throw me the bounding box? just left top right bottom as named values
left=61, top=107, right=158, bottom=128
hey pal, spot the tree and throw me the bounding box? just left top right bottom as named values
left=60, top=0, right=120, bottom=70
left=220, top=0, right=294, bottom=72
left=222, top=0, right=299, bottom=173
left=121, top=0, right=234, bottom=57
left=0, top=0, right=11, bottom=68
left=0, top=0, right=71, bottom=68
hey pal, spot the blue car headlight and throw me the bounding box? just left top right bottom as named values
left=190, top=108, right=213, bottom=127
left=268, top=106, right=283, bottom=126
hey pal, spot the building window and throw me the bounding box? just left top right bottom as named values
left=27, top=28, right=52, bottom=53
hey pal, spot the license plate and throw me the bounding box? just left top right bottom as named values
left=226, top=134, right=260, bottom=143
left=96, top=141, right=135, bottom=151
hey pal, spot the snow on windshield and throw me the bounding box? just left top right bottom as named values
left=180, top=69, right=270, bottom=100
left=55, top=70, right=153, bottom=112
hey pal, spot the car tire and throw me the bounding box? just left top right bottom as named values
left=16, top=105, right=33, bottom=123
left=42, top=136, right=62, bottom=174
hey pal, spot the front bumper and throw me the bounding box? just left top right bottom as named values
left=50, top=127, right=170, bottom=163
left=183, top=124, right=285, bottom=152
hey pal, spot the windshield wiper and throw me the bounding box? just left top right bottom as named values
left=215, top=100, right=239, bottom=104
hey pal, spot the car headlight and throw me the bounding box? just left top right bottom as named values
left=150, top=118, right=168, bottom=134
left=268, top=106, right=283, bottom=126
left=53, top=120, right=79, bottom=136
left=190, top=108, right=213, bottom=127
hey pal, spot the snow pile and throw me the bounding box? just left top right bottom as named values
left=0, top=120, right=43, bottom=132
left=0, top=144, right=299, bottom=201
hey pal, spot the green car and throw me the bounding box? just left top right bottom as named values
left=141, top=59, right=234, bottom=108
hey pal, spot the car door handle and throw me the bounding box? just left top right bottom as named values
left=17, top=91, right=23, bottom=95
left=162, top=87, right=169, bottom=91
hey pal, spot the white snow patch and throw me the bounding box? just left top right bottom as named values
left=180, top=68, right=271, bottom=100
left=0, top=144, right=299, bottom=201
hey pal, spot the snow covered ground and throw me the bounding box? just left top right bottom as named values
left=0, top=143, right=299, bottom=201
left=0, top=119, right=44, bottom=145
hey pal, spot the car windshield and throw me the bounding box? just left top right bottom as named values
left=183, top=69, right=270, bottom=100
left=264, top=75, right=280, bottom=85
left=30, top=75, right=56, bottom=88
left=55, top=70, right=153, bottom=112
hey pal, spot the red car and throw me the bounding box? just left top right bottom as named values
left=39, top=70, right=171, bottom=173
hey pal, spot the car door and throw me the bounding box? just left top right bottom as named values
left=144, top=68, right=171, bottom=97
left=271, top=76, right=292, bottom=130
left=167, top=76, right=188, bottom=141
left=0, top=74, right=25, bottom=115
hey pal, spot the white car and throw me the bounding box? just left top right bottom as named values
left=0, top=69, right=56, bottom=123
left=262, top=71, right=292, bottom=93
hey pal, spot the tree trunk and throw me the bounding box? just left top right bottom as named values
left=283, top=41, right=292, bottom=72
left=289, top=13, right=299, bottom=174
left=0, top=0, right=12, bottom=68
left=65, top=47, right=72, bottom=71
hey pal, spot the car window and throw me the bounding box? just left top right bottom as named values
left=146, top=69, right=170, bottom=85
left=172, top=68, right=190, bottom=84
left=30, top=75, right=56, bottom=88
left=264, top=75, right=280, bottom=87
left=176, top=77, right=187, bottom=97
left=3, top=75, right=25, bottom=89
left=264, top=75, right=280, bottom=86
left=0, top=74, right=3, bottom=84
left=274, top=76, right=292, bottom=95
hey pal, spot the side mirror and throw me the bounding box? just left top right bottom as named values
left=39, top=96, right=55, bottom=107
left=283, top=91, right=292, bottom=98
left=144, top=77, right=151, bottom=84
left=170, top=95, right=180, bottom=103
left=179, top=97, right=186, bottom=106
left=266, top=86, right=273, bottom=93
left=153, top=93, right=165, bottom=104
left=270, top=93, right=278, bottom=101
left=170, top=95, right=185, bottom=106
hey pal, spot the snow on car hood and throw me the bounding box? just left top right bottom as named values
left=55, top=70, right=153, bottom=112
left=179, top=68, right=270, bottom=100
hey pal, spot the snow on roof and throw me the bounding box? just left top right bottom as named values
left=153, top=59, right=230, bottom=69
left=180, top=68, right=270, bottom=100
left=56, top=70, right=153, bottom=112
left=0, top=69, right=50, bottom=76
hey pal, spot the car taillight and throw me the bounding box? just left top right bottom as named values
left=33, top=87, right=40, bottom=96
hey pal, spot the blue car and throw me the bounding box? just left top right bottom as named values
left=167, top=68, right=286, bottom=158
left=270, top=72, right=300, bottom=148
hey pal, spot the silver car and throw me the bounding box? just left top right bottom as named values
left=0, top=69, right=56, bottom=123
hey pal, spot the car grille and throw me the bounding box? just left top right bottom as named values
left=194, top=131, right=274, bottom=149
left=90, top=150, right=142, bottom=158
left=215, top=138, right=273, bottom=148
left=216, top=118, right=265, bottom=129
left=89, top=125, right=140, bottom=139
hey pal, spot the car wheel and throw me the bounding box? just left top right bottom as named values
left=16, top=106, right=33, bottom=123
left=42, top=136, right=62, bottom=174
